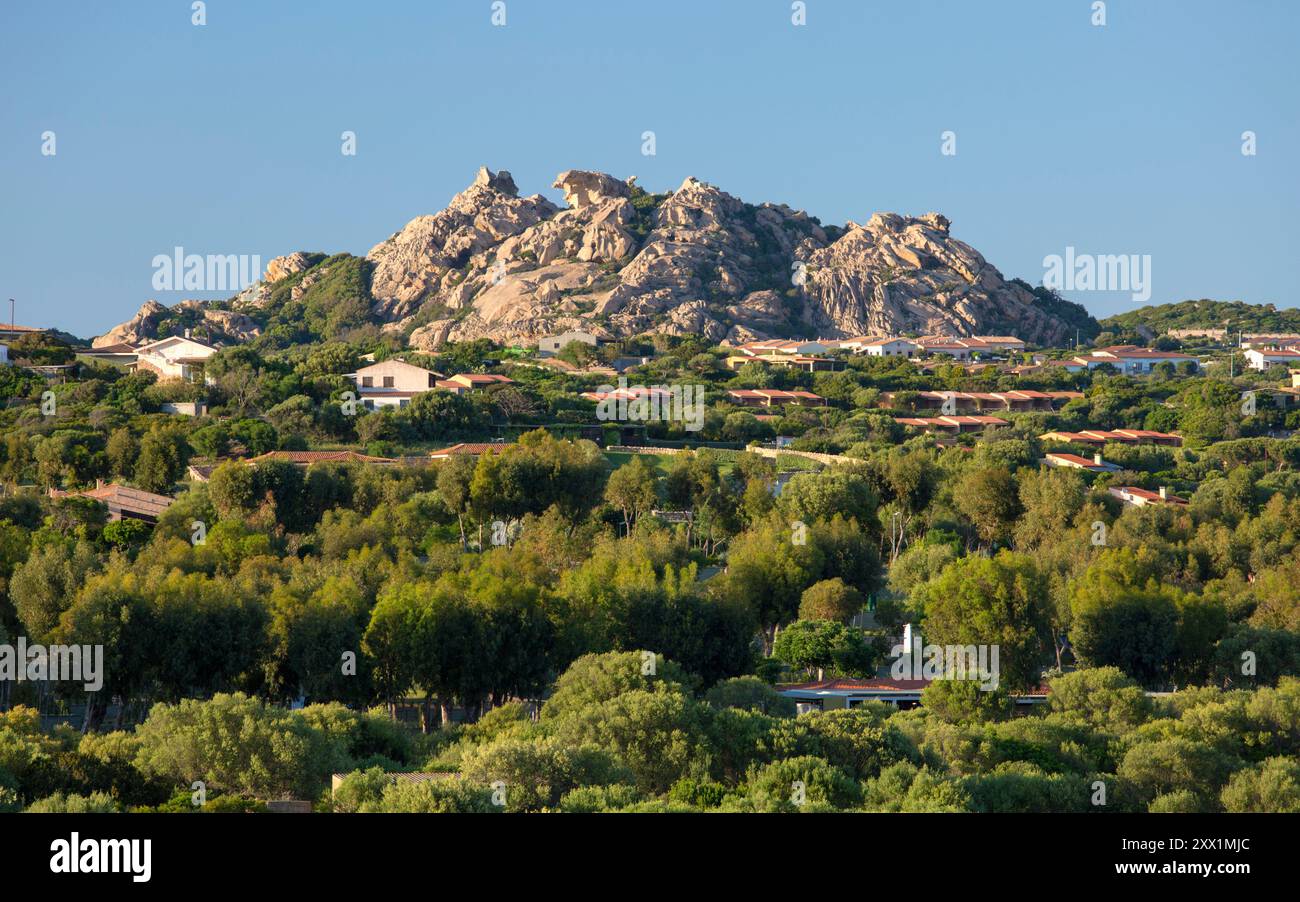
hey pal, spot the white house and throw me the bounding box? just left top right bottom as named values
left=1244, top=348, right=1300, bottom=371
left=1086, top=346, right=1199, bottom=375
left=836, top=336, right=919, bottom=357
left=1108, top=485, right=1189, bottom=508
left=735, top=339, right=830, bottom=357
left=346, top=359, right=444, bottom=409
left=131, top=335, right=218, bottom=382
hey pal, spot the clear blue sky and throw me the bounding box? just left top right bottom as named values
left=2, top=0, right=1296, bottom=337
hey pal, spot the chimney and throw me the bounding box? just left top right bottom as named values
left=184, top=328, right=191, bottom=339
left=1159, top=486, right=1168, bottom=500
left=1093, top=452, right=1104, bottom=466
left=95, top=478, right=103, bottom=490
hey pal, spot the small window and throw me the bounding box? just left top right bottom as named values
left=361, top=376, right=373, bottom=387
left=383, top=376, right=394, bottom=388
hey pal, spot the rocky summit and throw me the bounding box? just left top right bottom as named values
left=100, top=167, right=1090, bottom=349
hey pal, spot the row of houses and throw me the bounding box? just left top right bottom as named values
left=879, top=389, right=1083, bottom=413
left=730, top=334, right=1027, bottom=364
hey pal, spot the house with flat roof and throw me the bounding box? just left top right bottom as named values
left=537, top=330, right=604, bottom=357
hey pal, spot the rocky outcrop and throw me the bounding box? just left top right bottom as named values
left=100, top=166, right=1092, bottom=349
left=365, top=167, right=559, bottom=320
left=93, top=299, right=259, bottom=347
left=796, top=211, right=1072, bottom=342
left=264, top=252, right=312, bottom=284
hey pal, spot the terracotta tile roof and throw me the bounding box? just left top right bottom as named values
left=245, top=450, right=396, bottom=465
left=1110, top=485, right=1189, bottom=505
left=428, top=443, right=507, bottom=458
left=50, top=483, right=175, bottom=520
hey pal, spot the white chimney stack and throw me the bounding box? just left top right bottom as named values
left=1159, top=486, right=1168, bottom=500
left=1093, top=452, right=1103, bottom=466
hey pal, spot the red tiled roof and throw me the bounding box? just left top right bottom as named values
left=245, top=450, right=396, bottom=465
left=428, top=443, right=507, bottom=458
left=1112, top=485, right=1189, bottom=505
left=50, top=483, right=174, bottom=520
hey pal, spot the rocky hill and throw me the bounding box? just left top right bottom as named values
left=99, top=166, right=1095, bottom=349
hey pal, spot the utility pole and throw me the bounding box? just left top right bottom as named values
left=7, top=298, right=13, bottom=331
